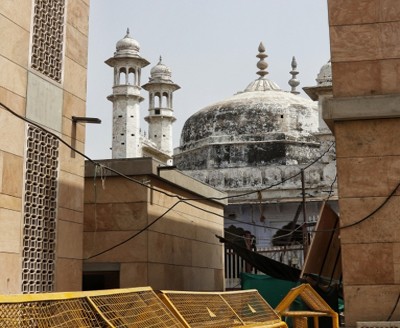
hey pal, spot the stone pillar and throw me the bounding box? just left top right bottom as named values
left=324, top=1, right=400, bottom=326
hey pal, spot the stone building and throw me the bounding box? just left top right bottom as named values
left=0, top=0, right=90, bottom=293
left=174, top=43, right=337, bottom=253
left=83, top=158, right=226, bottom=291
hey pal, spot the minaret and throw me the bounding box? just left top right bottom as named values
left=142, top=56, right=180, bottom=157
left=105, top=29, right=150, bottom=159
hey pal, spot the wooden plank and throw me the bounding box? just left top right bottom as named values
left=301, top=203, right=342, bottom=281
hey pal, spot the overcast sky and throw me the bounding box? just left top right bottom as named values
left=85, top=1, right=331, bottom=159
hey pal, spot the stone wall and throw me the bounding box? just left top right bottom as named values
left=326, top=0, right=400, bottom=325
left=84, top=158, right=226, bottom=291
left=0, top=0, right=90, bottom=293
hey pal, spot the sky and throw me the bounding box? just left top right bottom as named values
left=85, top=1, right=331, bottom=159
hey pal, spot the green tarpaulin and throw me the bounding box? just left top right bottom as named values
left=240, top=272, right=301, bottom=308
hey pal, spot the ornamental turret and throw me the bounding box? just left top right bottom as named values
left=303, top=60, right=332, bottom=132
left=105, top=29, right=150, bottom=158
left=142, top=56, right=180, bottom=157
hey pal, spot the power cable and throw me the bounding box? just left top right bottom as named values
left=207, top=141, right=336, bottom=202
left=0, top=102, right=96, bottom=164
left=387, top=292, right=400, bottom=321
left=4, top=101, right=387, bottom=255
left=0, top=102, right=201, bottom=202
left=0, top=102, right=335, bottom=205
left=308, top=180, right=400, bottom=234
left=1, top=101, right=335, bottom=257
left=339, top=180, right=400, bottom=230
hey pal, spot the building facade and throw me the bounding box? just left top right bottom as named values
left=0, top=0, right=90, bottom=293
left=83, top=158, right=227, bottom=291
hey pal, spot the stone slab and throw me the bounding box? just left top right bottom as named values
left=337, top=156, right=400, bottom=198
left=341, top=243, right=394, bottom=285
left=343, top=284, right=400, bottom=326
left=335, top=119, right=400, bottom=158
left=55, top=258, right=82, bottom=291
left=323, top=94, right=400, bottom=130
left=339, top=197, right=400, bottom=244
left=26, top=72, right=63, bottom=133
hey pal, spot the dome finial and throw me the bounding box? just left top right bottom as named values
left=256, top=42, right=269, bottom=78
left=159, top=55, right=162, bottom=64
left=288, top=56, right=300, bottom=95
left=126, top=28, right=130, bottom=37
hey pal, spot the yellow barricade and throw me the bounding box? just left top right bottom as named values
left=275, top=284, right=339, bottom=328
left=0, top=287, right=183, bottom=327
left=0, top=287, right=288, bottom=327
left=159, top=289, right=288, bottom=328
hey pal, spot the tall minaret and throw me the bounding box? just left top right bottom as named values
left=142, top=56, right=180, bottom=157
left=105, top=29, right=149, bottom=159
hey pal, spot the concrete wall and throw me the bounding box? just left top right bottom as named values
left=326, top=1, right=400, bottom=325
left=84, top=158, right=226, bottom=291
left=0, top=0, right=90, bottom=293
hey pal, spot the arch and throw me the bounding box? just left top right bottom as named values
left=154, top=92, right=161, bottom=108
left=118, top=67, right=127, bottom=85
left=162, top=92, right=169, bottom=108
left=128, top=67, right=136, bottom=85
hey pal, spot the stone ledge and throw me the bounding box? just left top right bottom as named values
left=322, top=93, right=400, bottom=132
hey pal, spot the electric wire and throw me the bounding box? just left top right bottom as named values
left=0, top=102, right=207, bottom=202
left=326, top=174, right=337, bottom=201
left=3, top=102, right=396, bottom=254
left=387, top=292, right=400, bottom=321
left=0, top=101, right=335, bottom=205
left=0, top=89, right=331, bottom=257
left=338, top=180, right=400, bottom=230
left=0, top=102, right=96, bottom=164
left=207, top=141, right=336, bottom=202
left=85, top=200, right=182, bottom=259
left=0, top=100, right=338, bottom=232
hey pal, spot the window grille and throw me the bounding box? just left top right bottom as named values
left=31, top=0, right=65, bottom=82
left=22, top=125, right=59, bottom=293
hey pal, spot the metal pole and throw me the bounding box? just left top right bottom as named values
left=301, top=169, right=308, bottom=258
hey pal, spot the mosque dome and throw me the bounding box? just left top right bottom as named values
left=316, top=60, right=332, bottom=86
left=180, top=90, right=318, bottom=146
left=175, top=43, right=319, bottom=170
left=149, top=56, right=172, bottom=82
left=115, top=28, right=140, bottom=55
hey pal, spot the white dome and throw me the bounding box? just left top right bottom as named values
left=115, top=29, right=140, bottom=54
left=316, top=60, right=332, bottom=86
left=150, top=57, right=172, bottom=80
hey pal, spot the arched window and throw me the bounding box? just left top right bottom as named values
left=162, top=92, right=169, bottom=108
left=155, top=92, right=161, bottom=108
left=128, top=67, right=136, bottom=85
left=118, top=67, right=127, bottom=85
